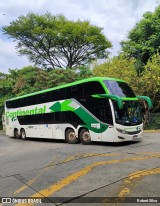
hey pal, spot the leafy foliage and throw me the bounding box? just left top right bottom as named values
left=139, top=53, right=160, bottom=111
left=3, top=13, right=112, bottom=69
left=121, top=6, right=160, bottom=67
left=93, top=56, right=137, bottom=88
left=0, top=72, right=14, bottom=127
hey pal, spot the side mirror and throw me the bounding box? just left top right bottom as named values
left=136, top=96, right=152, bottom=108
left=92, top=94, right=123, bottom=109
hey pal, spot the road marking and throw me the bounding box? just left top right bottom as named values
left=61, top=153, right=121, bottom=162
left=15, top=154, right=160, bottom=206
left=103, top=168, right=160, bottom=205
left=13, top=153, right=119, bottom=196
left=118, top=167, right=160, bottom=198
left=77, top=153, right=120, bottom=158
left=137, top=152, right=160, bottom=155
left=61, top=155, right=75, bottom=163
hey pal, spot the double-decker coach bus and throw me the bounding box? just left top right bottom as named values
left=4, top=77, right=152, bottom=144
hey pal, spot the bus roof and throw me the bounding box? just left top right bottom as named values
left=8, top=77, right=125, bottom=101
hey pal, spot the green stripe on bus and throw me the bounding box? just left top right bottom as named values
left=49, top=100, right=108, bottom=133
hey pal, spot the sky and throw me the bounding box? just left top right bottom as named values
left=0, top=0, right=159, bottom=73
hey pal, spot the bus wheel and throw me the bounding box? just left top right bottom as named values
left=66, top=129, right=78, bottom=144
left=80, top=129, right=91, bottom=145
left=20, top=129, right=26, bottom=140
left=14, top=129, right=20, bottom=139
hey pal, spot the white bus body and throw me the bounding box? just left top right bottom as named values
left=4, top=77, right=151, bottom=144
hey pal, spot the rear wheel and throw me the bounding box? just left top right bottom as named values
left=66, top=129, right=78, bottom=144
left=20, top=129, right=26, bottom=140
left=80, top=129, right=92, bottom=145
left=14, top=129, right=20, bottom=139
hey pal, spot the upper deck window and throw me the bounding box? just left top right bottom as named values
left=83, top=81, right=105, bottom=96
left=103, top=80, right=135, bottom=97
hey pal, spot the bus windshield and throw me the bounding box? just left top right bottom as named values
left=103, top=80, right=135, bottom=97
left=113, top=101, right=143, bottom=126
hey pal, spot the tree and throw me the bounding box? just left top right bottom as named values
left=42, top=66, right=92, bottom=89
left=121, top=6, right=160, bottom=67
left=139, top=53, right=160, bottom=111
left=0, top=72, right=13, bottom=128
left=11, top=66, right=42, bottom=95
left=3, top=13, right=112, bottom=69
left=93, top=56, right=138, bottom=89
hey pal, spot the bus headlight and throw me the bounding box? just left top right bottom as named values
left=116, top=128, right=126, bottom=134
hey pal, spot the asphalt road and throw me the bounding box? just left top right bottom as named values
left=0, top=130, right=160, bottom=206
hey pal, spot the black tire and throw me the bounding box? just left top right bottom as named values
left=20, top=129, right=27, bottom=140
left=66, top=129, right=78, bottom=144
left=14, top=129, right=20, bottom=139
left=80, top=129, right=92, bottom=145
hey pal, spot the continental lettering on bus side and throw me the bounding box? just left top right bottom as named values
left=5, top=105, right=46, bottom=118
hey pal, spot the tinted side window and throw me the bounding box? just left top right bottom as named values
left=6, top=101, right=12, bottom=108
left=66, top=84, right=84, bottom=98
left=18, top=115, right=32, bottom=125
left=18, top=113, right=54, bottom=125
left=77, top=96, right=110, bottom=109
left=94, top=106, right=113, bottom=125
left=66, top=86, right=76, bottom=98
left=17, top=111, right=84, bottom=126
left=84, top=81, right=105, bottom=96
left=50, top=89, right=65, bottom=101
left=37, top=92, right=51, bottom=104
left=41, top=113, right=53, bottom=124
left=61, top=112, right=71, bottom=123
left=54, top=112, right=62, bottom=123
left=12, top=100, right=18, bottom=108
left=71, top=112, right=84, bottom=126
left=27, top=95, right=38, bottom=106
left=61, top=111, right=84, bottom=127
left=6, top=95, right=38, bottom=108
left=34, top=114, right=42, bottom=124
left=77, top=96, right=113, bottom=125
left=6, top=99, right=24, bottom=108
left=18, top=98, right=26, bottom=107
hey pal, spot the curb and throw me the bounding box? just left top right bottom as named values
left=144, top=130, right=160, bottom=133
